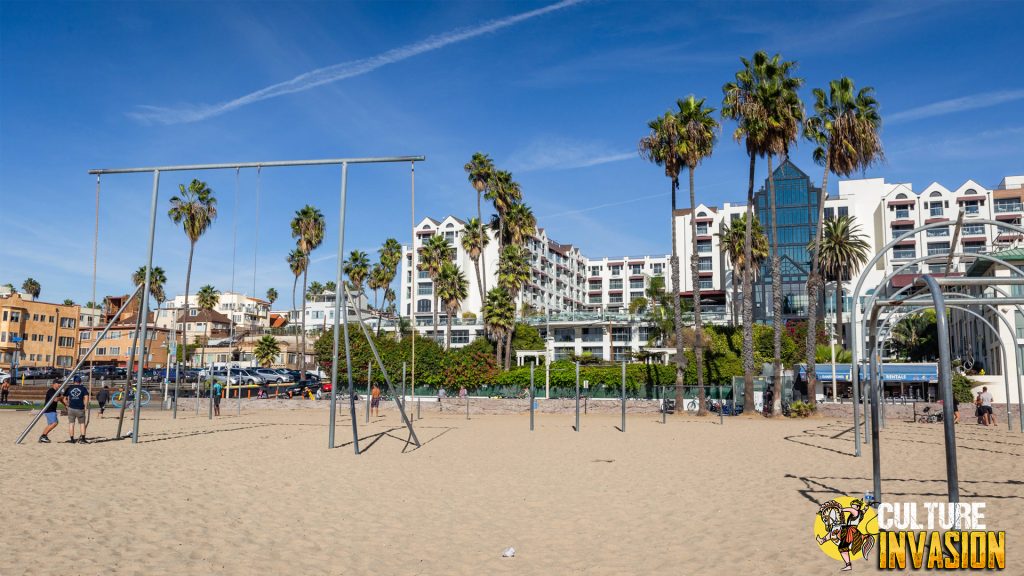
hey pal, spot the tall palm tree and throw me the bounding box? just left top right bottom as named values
left=131, top=265, right=168, bottom=308
left=815, top=215, right=870, bottom=350
left=324, top=281, right=337, bottom=294
left=483, top=287, right=515, bottom=366
left=504, top=202, right=537, bottom=246
left=497, top=244, right=530, bottom=369
left=722, top=51, right=774, bottom=414
left=803, top=77, right=884, bottom=404
left=368, top=264, right=390, bottom=335
left=307, top=281, right=325, bottom=301
left=465, top=153, right=495, bottom=294
left=461, top=217, right=490, bottom=317
left=265, top=288, right=278, bottom=307
left=63, top=299, right=75, bottom=306
left=674, top=95, right=720, bottom=416
left=167, top=179, right=217, bottom=367
left=344, top=250, right=370, bottom=297
left=485, top=170, right=521, bottom=251
left=377, top=238, right=402, bottom=336
left=253, top=335, right=281, bottom=367
left=719, top=215, right=769, bottom=326
left=21, top=278, right=40, bottom=298
left=417, top=234, right=451, bottom=343
left=639, top=109, right=687, bottom=413
left=755, top=54, right=804, bottom=416
left=195, top=284, right=220, bottom=370
left=436, top=261, right=469, bottom=350
left=286, top=248, right=307, bottom=330
left=290, top=205, right=325, bottom=381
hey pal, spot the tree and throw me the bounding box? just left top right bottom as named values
left=265, top=288, right=278, bottom=307
left=417, top=234, right=451, bottom=344
left=815, top=215, right=870, bottom=349
left=343, top=250, right=370, bottom=299
left=307, top=281, right=325, bottom=300
left=754, top=53, right=804, bottom=416
left=378, top=238, right=403, bottom=336
left=324, top=281, right=337, bottom=294
left=628, top=296, right=649, bottom=315
left=131, top=265, right=168, bottom=308
left=63, top=299, right=75, bottom=306
left=485, top=169, right=521, bottom=251
left=195, top=284, right=220, bottom=370
left=510, top=323, right=545, bottom=361
left=674, top=94, right=720, bottom=416
left=890, top=310, right=938, bottom=362
left=464, top=153, right=495, bottom=294
left=286, top=248, right=307, bottom=327
left=504, top=202, right=537, bottom=246
left=639, top=108, right=688, bottom=413
left=435, top=261, right=469, bottom=350
left=368, top=263, right=390, bottom=335
left=719, top=214, right=767, bottom=327
left=253, top=335, right=282, bottom=367
left=461, top=216, right=490, bottom=317
left=722, top=50, right=776, bottom=414
left=497, top=244, right=530, bottom=369
left=803, top=77, right=884, bottom=406
left=168, top=179, right=217, bottom=369
left=483, top=287, right=515, bottom=366
left=21, top=278, right=40, bottom=298
left=291, top=205, right=325, bottom=381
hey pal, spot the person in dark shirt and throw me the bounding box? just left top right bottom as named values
left=96, top=385, right=110, bottom=416
left=64, top=376, right=90, bottom=444
left=39, top=380, right=62, bottom=443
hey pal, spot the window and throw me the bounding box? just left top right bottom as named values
left=630, top=264, right=642, bottom=275
left=927, top=242, right=951, bottom=256
left=417, top=282, right=432, bottom=295
left=928, top=264, right=947, bottom=273
left=9, top=311, right=20, bottom=322
left=588, top=294, right=602, bottom=304
left=416, top=299, right=431, bottom=313
left=97, top=348, right=107, bottom=356
left=630, top=291, right=643, bottom=301
left=451, top=330, right=470, bottom=345
left=696, top=240, right=712, bottom=253
left=629, top=279, right=644, bottom=289
left=995, top=199, right=1022, bottom=213
left=962, top=200, right=980, bottom=215
left=893, top=246, right=916, bottom=260
left=698, top=279, right=713, bottom=290
left=609, top=279, right=623, bottom=290
left=612, top=327, right=631, bottom=341
left=81, top=331, right=91, bottom=340
left=59, top=317, right=75, bottom=329
left=963, top=243, right=985, bottom=254
left=612, top=347, right=631, bottom=362
left=58, top=336, right=75, bottom=347
left=929, top=202, right=944, bottom=217
left=652, top=263, right=663, bottom=275
left=189, top=308, right=198, bottom=317
left=589, top=280, right=602, bottom=290
left=108, top=346, right=120, bottom=355
left=696, top=222, right=709, bottom=235
left=608, top=294, right=623, bottom=304
left=698, top=257, right=713, bottom=272
left=609, top=265, right=622, bottom=276
left=895, top=208, right=910, bottom=219
left=554, top=328, right=575, bottom=343
left=589, top=265, right=602, bottom=276
left=824, top=207, right=834, bottom=219
left=926, top=226, right=949, bottom=237
left=962, top=224, right=985, bottom=236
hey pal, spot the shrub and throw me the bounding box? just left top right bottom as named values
left=788, top=400, right=815, bottom=418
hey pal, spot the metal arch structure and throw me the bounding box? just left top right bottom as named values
left=848, top=218, right=1024, bottom=456
left=86, top=156, right=426, bottom=448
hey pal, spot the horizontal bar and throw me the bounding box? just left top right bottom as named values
left=914, top=276, right=1024, bottom=286
left=874, top=296, right=1024, bottom=308
left=88, top=156, right=426, bottom=175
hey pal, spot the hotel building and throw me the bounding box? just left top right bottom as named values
left=0, top=292, right=80, bottom=371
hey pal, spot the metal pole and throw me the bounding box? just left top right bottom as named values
left=1016, top=344, right=1024, bottom=434
left=338, top=163, right=360, bottom=454
left=530, top=363, right=535, bottom=431
left=466, top=383, right=469, bottom=420
left=15, top=285, right=142, bottom=444
left=620, top=361, right=626, bottom=432
left=402, top=362, right=406, bottom=399
left=410, top=161, right=416, bottom=409
left=89, top=156, right=425, bottom=175
left=923, top=276, right=959, bottom=503
left=868, top=309, right=882, bottom=503
left=718, top=381, right=723, bottom=425
left=131, top=170, right=160, bottom=444
left=366, top=361, right=371, bottom=423
left=545, top=357, right=550, bottom=399
left=417, top=398, right=421, bottom=420
left=830, top=311, right=837, bottom=403
left=116, top=308, right=144, bottom=438
left=172, top=316, right=179, bottom=418
left=575, top=361, right=580, bottom=432
left=662, top=385, right=667, bottom=424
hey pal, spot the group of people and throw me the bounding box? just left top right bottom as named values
left=975, top=386, right=996, bottom=426
left=38, top=377, right=112, bottom=444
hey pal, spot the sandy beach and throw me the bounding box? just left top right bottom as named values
left=2, top=403, right=1021, bottom=575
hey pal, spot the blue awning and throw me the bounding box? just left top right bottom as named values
left=797, top=363, right=937, bottom=383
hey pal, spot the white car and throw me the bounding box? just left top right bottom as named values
left=254, top=368, right=288, bottom=383
left=0, top=370, right=10, bottom=384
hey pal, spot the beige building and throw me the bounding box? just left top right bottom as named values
left=78, top=324, right=172, bottom=368
left=0, top=292, right=80, bottom=370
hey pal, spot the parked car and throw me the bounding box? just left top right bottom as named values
left=285, top=370, right=320, bottom=383
left=0, top=370, right=10, bottom=384
left=233, top=369, right=265, bottom=385
left=254, top=368, right=289, bottom=383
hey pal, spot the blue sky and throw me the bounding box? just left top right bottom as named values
left=2, top=0, right=1022, bottom=307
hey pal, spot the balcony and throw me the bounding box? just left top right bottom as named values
left=994, top=202, right=1023, bottom=213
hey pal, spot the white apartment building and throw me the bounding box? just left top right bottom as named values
left=155, top=292, right=270, bottom=332
left=273, top=290, right=373, bottom=333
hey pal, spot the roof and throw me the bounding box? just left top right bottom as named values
left=964, top=247, right=1024, bottom=276
left=269, top=313, right=289, bottom=328
left=176, top=308, right=231, bottom=324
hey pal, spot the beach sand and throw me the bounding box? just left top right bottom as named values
left=2, top=403, right=1021, bottom=575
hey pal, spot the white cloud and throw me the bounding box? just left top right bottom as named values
left=507, top=136, right=635, bottom=172
left=888, top=89, right=1024, bottom=124
left=128, top=0, right=586, bottom=125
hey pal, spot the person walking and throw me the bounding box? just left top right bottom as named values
left=96, top=385, right=110, bottom=416
left=459, top=386, right=468, bottom=406
left=370, top=384, right=381, bottom=417
left=437, top=387, right=447, bottom=412
left=979, top=386, right=995, bottom=426
left=39, top=379, right=62, bottom=443
left=212, top=380, right=222, bottom=417
left=64, top=376, right=90, bottom=444
left=1, top=379, right=9, bottom=404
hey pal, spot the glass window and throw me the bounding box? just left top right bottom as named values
left=608, top=295, right=623, bottom=304
left=927, top=242, right=951, bottom=256
left=893, top=246, right=916, bottom=260
left=588, top=294, right=602, bottom=304
left=589, top=265, right=602, bottom=276
left=589, top=280, right=602, bottom=290
left=612, top=327, right=631, bottom=341
left=929, top=202, right=944, bottom=217
left=926, top=226, right=949, bottom=237
left=698, top=279, right=713, bottom=290
left=609, top=265, right=622, bottom=276
left=962, top=224, right=985, bottom=236
left=652, top=264, right=663, bottom=275
left=838, top=206, right=849, bottom=217
left=824, top=207, right=834, bottom=219
left=609, top=279, right=623, bottom=290
left=417, top=282, right=432, bottom=295
left=695, top=222, right=709, bottom=235
left=698, top=257, right=713, bottom=271
left=416, top=299, right=431, bottom=313
left=630, top=264, right=643, bottom=275
left=963, top=243, right=985, bottom=254
left=995, top=199, right=1022, bottom=213
left=895, top=208, right=910, bottom=219
left=696, top=240, right=712, bottom=253
left=629, top=279, right=644, bottom=289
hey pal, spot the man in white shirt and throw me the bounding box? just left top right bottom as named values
left=979, top=386, right=995, bottom=426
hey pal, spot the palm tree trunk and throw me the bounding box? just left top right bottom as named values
left=805, top=157, right=831, bottom=407
left=732, top=267, right=740, bottom=327
left=478, top=191, right=487, bottom=296
left=836, top=283, right=844, bottom=350
left=496, top=330, right=503, bottom=366
left=505, top=325, right=513, bottom=370
left=473, top=258, right=484, bottom=320
left=179, top=242, right=195, bottom=395
left=689, top=166, right=706, bottom=416
left=432, top=292, right=439, bottom=344
left=445, top=308, right=453, bottom=350
left=768, top=155, right=783, bottom=416
left=300, top=267, right=308, bottom=381
left=742, top=153, right=756, bottom=414
left=670, top=177, right=685, bottom=415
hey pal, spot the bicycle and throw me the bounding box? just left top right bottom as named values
left=111, top=388, right=152, bottom=409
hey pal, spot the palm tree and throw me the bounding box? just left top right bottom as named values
left=483, top=287, right=515, bottom=366
left=368, top=264, right=390, bottom=335
left=672, top=95, right=720, bottom=416
left=63, top=299, right=75, bottom=306
left=21, top=278, right=40, bottom=298
left=497, top=244, right=530, bottom=369
left=195, top=284, right=220, bottom=370
left=803, top=77, right=884, bottom=405
left=344, top=250, right=370, bottom=298
left=131, top=265, right=168, bottom=307
left=436, top=261, right=469, bottom=350
left=417, top=234, right=451, bottom=343
left=639, top=109, right=687, bottom=413
left=461, top=216, right=490, bottom=315
left=265, top=288, right=278, bottom=307
left=168, top=179, right=217, bottom=368
left=504, top=202, right=537, bottom=247
left=719, top=215, right=769, bottom=326
left=722, top=51, right=775, bottom=414
left=377, top=238, right=402, bottom=335
left=465, top=153, right=495, bottom=294
left=307, top=281, right=325, bottom=301
left=291, top=205, right=325, bottom=381
left=324, top=281, right=337, bottom=294
left=815, top=215, right=870, bottom=349
left=754, top=54, right=804, bottom=416
left=486, top=170, right=521, bottom=251
left=253, top=335, right=282, bottom=367
left=286, top=248, right=307, bottom=329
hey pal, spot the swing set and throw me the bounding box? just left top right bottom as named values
left=15, top=155, right=425, bottom=454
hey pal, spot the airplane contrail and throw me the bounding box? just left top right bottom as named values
left=128, top=0, right=586, bottom=125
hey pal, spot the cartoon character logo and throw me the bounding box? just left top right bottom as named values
left=814, top=496, right=878, bottom=571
